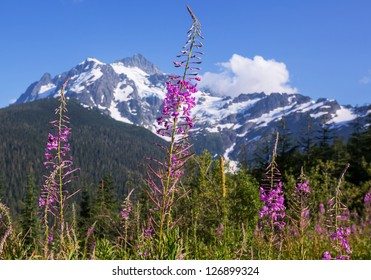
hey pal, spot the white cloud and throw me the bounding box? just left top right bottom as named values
left=200, top=54, right=298, bottom=97
left=8, top=99, right=16, bottom=104
left=359, top=70, right=371, bottom=85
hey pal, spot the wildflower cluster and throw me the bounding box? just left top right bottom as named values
left=39, top=129, right=74, bottom=207
left=120, top=191, right=133, bottom=222
left=322, top=227, right=351, bottom=260
left=157, top=80, right=197, bottom=138
left=294, top=180, right=310, bottom=194
left=290, top=172, right=312, bottom=233
left=156, top=80, right=197, bottom=179
left=365, top=192, right=371, bottom=204
left=258, top=181, right=286, bottom=231
left=331, top=227, right=352, bottom=254
left=121, top=204, right=132, bottom=221
left=315, top=203, right=326, bottom=234
left=136, top=226, right=153, bottom=259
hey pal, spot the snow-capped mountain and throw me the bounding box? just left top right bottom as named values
left=16, top=54, right=167, bottom=130
left=14, top=54, right=370, bottom=163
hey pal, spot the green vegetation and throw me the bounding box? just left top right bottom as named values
left=0, top=124, right=370, bottom=259
left=0, top=98, right=165, bottom=215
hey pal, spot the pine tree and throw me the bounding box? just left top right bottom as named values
left=19, top=172, right=40, bottom=250
left=300, top=115, right=314, bottom=165
left=315, top=123, right=334, bottom=161
left=90, top=175, right=120, bottom=239
left=78, top=185, right=92, bottom=235
left=347, top=118, right=371, bottom=184
left=276, top=114, right=298, bottom=172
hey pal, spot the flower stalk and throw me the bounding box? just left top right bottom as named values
left=322, top=163, right=351, bottom=260
left=39, top=79, right=79, bottom=258
left=289, top=167, right=311, bottom=259
left=258, top=132, right=286, bottom=259
left=147, top=5, right=203, bottom=256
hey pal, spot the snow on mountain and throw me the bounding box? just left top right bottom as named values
left=327, top=106, right=358, bottom=126
left=14, top=54, right=370, bottom=162
left=110, top=61, right=165, bottom=100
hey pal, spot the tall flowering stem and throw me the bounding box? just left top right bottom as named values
left=288, top=167, right=311, bottom=259
left=39, top=79, right=79, bottom=257
left=120, top=189, right=134, bottom=259
left=322, top=163, right=351, bottom=260
left=257, top=132, right=286, bottom=259
left=147, top=5, right=203, bottom=256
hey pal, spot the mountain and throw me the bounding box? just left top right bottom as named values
left=14, top=54, right=371, bottom=164
left=15, top=54, right=167, bottom=131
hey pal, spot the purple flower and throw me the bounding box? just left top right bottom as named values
left=316, top=223, right=323, bottom=234
left=38, top=197, right=45, bottom=207
left=120, top=206, right=132, bottom=221
left=144, top=227, right=153, bottom=239
left=87, top=226, right=94, bottom=236
left=258, top=181, right=286, bottom=231
left=322, top=251, right=332, bottom=260
left=157, top=80, right=197, bottom=138
left=336, top=255, right=350, bottom=260
left=294, top=180, right=310, bottom=194
left=365, top=192, right=371, bottom=204
left=327, top=198, right=334, bottom=206
left=319, top=203, right=325, bottom=214
left=330, top=227, right=352, bottom=255
left=301, top=209, right=310, bottom=219
left=38, top=195, right=54, bottom=207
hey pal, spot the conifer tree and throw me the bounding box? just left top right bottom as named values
left=316, top=123, right=333, bottom=161
left=90, top=175, right=120, bottom=239
left=276, top=114, right=297, bottom=172
left=20, top=172, right=39, bottom=250
left=78, top=185, right=92, bottom=235
left=300, top=115, right=314, bottom=165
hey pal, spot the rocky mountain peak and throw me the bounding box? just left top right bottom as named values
left=118, top=54, right=162, bottom=75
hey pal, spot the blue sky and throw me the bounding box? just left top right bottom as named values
left=0, top=0, right=370, bottom=108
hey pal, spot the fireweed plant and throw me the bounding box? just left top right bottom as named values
left=120, top=189, right=134, bottom=259
left=322, top=163, right=352, bottom=260
left=257, top=133, right=286, bottom=259
left=146, top=5, right=203, bottom=257
left=39, top=79, right=79, bottom=258
left=288, top=167, right=312, bottom=259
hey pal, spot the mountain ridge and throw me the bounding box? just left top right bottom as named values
left=13, top=54, right=371, bottom=163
